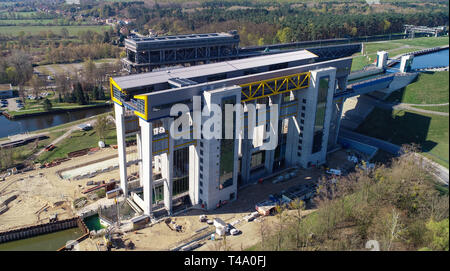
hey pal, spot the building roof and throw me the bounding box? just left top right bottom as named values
left=126, top=32, right=236, bottom=45
left=112, top=50, right=317, bottom=91
left=0, top=84, right=12, bottom=91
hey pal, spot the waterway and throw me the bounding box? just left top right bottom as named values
left=0, top=227, right=84, bottom=251
left=392, top=48, right=449, bottom=70
left=0, top=106, right=112, bottom=138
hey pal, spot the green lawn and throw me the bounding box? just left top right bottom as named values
left=356, top=71, right=449, bottom=168
left=0, top=129, right=66, bottom=170
left=351, top=55, right=373, bottom=71
left=0, top=19, right=55, bottom=25
left=35, top=126, right=117, bottom=163
left=356, top=108, right=449, bottom=168
left=0, top=25, right=111, bottom=35
left=386, top=71, right=449, bottom=104
left=8, top=100, right=109, bottom=117
left=394, top=36, right=449, bottom=48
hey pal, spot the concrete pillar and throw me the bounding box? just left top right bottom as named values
left=139, top=118, right=153, bottom=216
left=114, top=104, right=128, bottom=197
left=162, top=118, right=174, bottom=214
left=299, top=67, right=337, bottom=168
left=136, top=132, right=143, bottom=187
left=240, top=101, right=256, bottom=185
left=285, top=90, right=303, bottom=166
left=376, top=51, right=388, bottom=69
left=188, top=144, right=199, bottom=205
left=400, top=54, right=414, bottom=73
left=264, top=95, right=281, bottom=173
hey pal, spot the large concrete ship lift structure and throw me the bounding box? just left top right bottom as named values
left=112, top=35, right=419, bottom=219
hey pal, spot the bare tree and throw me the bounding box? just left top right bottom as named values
left=7, top=51, right=33, bottom=100
left=95, top=114, right=109, bottom=141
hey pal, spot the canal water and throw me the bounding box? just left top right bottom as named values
left=392, top=48, right=449, bottom=70
left=0, top=106, right=112, bottom=138
left=83, top=214, right=105, bottom=231
left=0, top=227, right=84, bottom=251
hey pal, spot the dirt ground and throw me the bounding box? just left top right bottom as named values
left=0, top=147, right=124, bottom=231
left=86, top=162, right=330, bottom=251
left=1, top=146, right=356, bottom=251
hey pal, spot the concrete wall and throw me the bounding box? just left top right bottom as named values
left=200, top=86, right=241, bottom=210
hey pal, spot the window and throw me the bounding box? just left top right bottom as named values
left=302, top=106, right=306, bottom=111
left=312, top=76, right=329, bottom=154
left=303, top=99, right=307, bottom=104
left=298, top=146, right=302, bottom=150
left=199, top=189, right=203, bottom=194
left=251, top=151, right=265, bottom=169
left=200, top=142, right=203, bottom=148
left=200, top=181, right=203, bottom=187
left=200, top=165, right=203, bottom=172
left=219, top=96, right=236, bottom=189
left=200, top=150, right=203, bottom=156
left=200, top=158, right=203, bottom=163
left=298, top=152, right=301, bottom=157
left=300, top=119, right=304, bottom=124
left=301, top=113, right=305, bottom=118
left=200, top=174, right=203, bottom=180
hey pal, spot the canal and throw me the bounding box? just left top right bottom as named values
left=0, top=106, right=112, bottom=138
left=0, top=227, right=84, bottom=251
left=392, top=48, right=449, bottom=70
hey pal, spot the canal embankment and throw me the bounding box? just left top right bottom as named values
left=2, top=103, right=111, bottom=120
left=0, top=216, right=89, bottom=246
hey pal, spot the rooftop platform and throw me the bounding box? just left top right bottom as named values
left=125, top=31, right=239, bottom=51
left=112, top=50, right=318, bottom=92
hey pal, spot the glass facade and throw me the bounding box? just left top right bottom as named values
left=312, top=76, right=329, bottom=154
left=250, top=151, right=265, bottom=169
left=173, top=147, right=189, bottom=195
left=219, top=96, right=236, bottom=189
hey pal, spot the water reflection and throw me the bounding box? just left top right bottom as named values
left=0, top=106, right=112, bottom=138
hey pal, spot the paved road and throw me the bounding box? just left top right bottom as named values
left=362, top=95, right=449, bottom=116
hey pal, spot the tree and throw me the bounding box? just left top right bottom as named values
left=74, top=82, right=87, bottom=105
left=421, top=219, right=449, bottom=251
left=30, top=75, right=45, bottom=97
left=83, top=58, right=96, bottom=84
left=103, top=31, right=111, bottom=43
left=60, top=27, right=69, bottom=39
left=276, top=27, right=294, bottom=44
left=42, top=98, right=52, bottom=112
left=95, top=114, right=108, bottom=141
left=0, top=147, right=14, bottom=170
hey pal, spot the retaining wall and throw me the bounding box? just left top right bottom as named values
left=0, top=217, right=88, bottom=244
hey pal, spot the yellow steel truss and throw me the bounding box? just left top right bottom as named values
left=239, top=72, right=310, bottom=102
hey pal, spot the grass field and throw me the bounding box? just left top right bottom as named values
left=356, top=108, right=449, bottom=168
left=35, top=126, right=118, bottom=163
left=0, top=129, right=66, bottom=170
left=386, top=71, right=449, bottom=104
left=34, top=58, right=118, bottom=76
left=0, top=19, right=55, bottom=25
left=356, top=70, right=449, bottom=168
left=0, top=25, right=111, bottom=35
